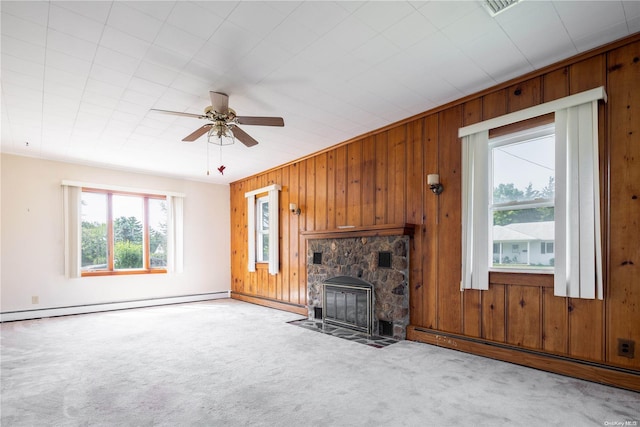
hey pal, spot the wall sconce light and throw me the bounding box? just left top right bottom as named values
left=289, top=203, right=301, bottom=215
left=427, top=174, right=444, bottom=195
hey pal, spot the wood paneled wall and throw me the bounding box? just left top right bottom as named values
left=230, top=35, right=640, bottom=377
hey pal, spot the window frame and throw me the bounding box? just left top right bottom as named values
left=255, top=194, right=270, bottom=263
left=488, top=121, right=555, bottom=274
left=81, top=187, right=168, bottom=277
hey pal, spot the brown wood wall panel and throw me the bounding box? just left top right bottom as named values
left=347, top=140, right=362, bottom=226
left=230, top=35, right=640, bottom=378
left=606, top=41, right=640, bottom=368
left=506, top=285, right=541, bottom=349
left=482, top=284, right=506, bottom=342
left=507, top=77, right=542, bottom=113
left=543, top=67, right=569, bottom=102
left=436, top=107, right=463, bottom=333
left=421, top=114, right=439, bottom=329
left=542, top=288, right=568, bottom=354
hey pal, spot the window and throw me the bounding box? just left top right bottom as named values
left=490, top=123, right=555, bottom=271
left=245, top=184, right=281, bottom=275
left=256, top=195, right=269, bottom=263
left=460, top=87, right=605, bottom=297
left=80, top=188, right=167, bottom=275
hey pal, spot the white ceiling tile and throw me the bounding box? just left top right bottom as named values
left=208, top=20, right=262, bottom=60
left=193, top=1, right=239, bottom=20
left=144, top=45, right=191, bottom=71
left=353, top=1, right=415, bottom=32
left=629, top=15, right=640, bottom=33
left=92, top=46, right=140, bottom=76
left=48, top=5, right=105, bottom=44
left=84, top=78, right=126, bottom=101
left=0, top=1, right=49, bottom=26
left=624, top=1, right=640, bottom=19
left=1, top=54, right=45, bottom=79
left=554, top=0, right=626, bottom=42
left=264, top=17, right=321, bottom=55
left=166, top=2, right=224, bottom=40
left=100, top=26, right=152, bottom=59
left=1, top=11, right=47, bottom=46
left=351, top=34, right=401, bottom=66
left=1, top=69, right=44, bottom=91
left=169, top=72, right=213, bottom=98
left=107, top=3, right=164, bottom=42
left=47, top=29, right=98, bottom=61
left=45, top=67, right=88, bottom=90
left=127, top=77, right=166, bottom=98
left=460, top=28, right=532, bottom=83
left=441, top=7, right=501, bottom=47
left=227, top=2, right=288, bottom=38
left=383, top=10, right=438, bottom=50
left=46, top=50, right=93, bottom=76
left=181, top=60, right=223, bottom=85
left=1, top=35, right=46, bottom=64
left=134, top=61, right=179, bottom=87
left=418, top=1, right=482, bottom=30
left=120, top=89, right=157, bottom=109
left=336, top=1, right=365, bottom=14
left=125, top=1, right=176, bottom=22
left=193, top=40, right=236, bottom=75
left=571, top=22, right=630, bottom=52
left=55, top=1, right=112, bottom=23
left=153, top=23, right=207, bottom=57
left=43, top=80, right=84, bottom=102
left=320, top=16, right=378, bottom=52
left=287, top=1, right=350, bottom=36
left=231, top=42, right=293, bottom=84
left=89, top=63, right=132, bottom=88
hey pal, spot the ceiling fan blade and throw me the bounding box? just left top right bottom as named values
left=210, top=92, right=229, bottom=114
left=232, top=126, right=259, bottom=147
left=182, top=124, right=212, bottom=142
left=150, top=109, right=205, bottom=119
left=236, top=116, right=284, bottom=126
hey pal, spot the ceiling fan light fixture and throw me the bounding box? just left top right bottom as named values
left=207, top=123, right=235, bottom=146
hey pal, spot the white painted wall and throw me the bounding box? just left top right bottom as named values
left=1, top=154, right=231, bottom=313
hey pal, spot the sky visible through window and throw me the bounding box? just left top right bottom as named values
left=493, top=133, right=555, bottom=195
left=81, top=192, right=165, bottom=230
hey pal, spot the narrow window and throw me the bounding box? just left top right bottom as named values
left=256, top=195, right=269, bottom=263
left=490, top=123, right=555, bottom=271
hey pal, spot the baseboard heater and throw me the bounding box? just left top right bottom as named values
left=0, top=291, right=230, bottom=322
left=408, top=325, right=640, bottom=392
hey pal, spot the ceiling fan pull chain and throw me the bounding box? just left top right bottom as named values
left=218, top=144, right=226, bottom=175
left=206, top=139, right=210, bottom=176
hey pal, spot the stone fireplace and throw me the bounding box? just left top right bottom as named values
left=304, top=226, right=412, bottom=340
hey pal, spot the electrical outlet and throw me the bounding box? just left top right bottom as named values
left=617, top=339, right=635, bottom=358
left=31, top=296, right=39, bottom=305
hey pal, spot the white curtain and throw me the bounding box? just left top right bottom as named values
left=63, top=184, right=82, bottom=278
left=245, top=184, right=281, bottom=275
left=167, top=195, right=184, bottom=274
left=267, top=188, right=280, bottom=275
left=247, top=196, right=256, bottom=273
left=554, top=102, right=603, bottom=299
left=461, top=130, right=490, bottom=290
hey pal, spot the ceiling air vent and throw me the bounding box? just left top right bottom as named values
left=483, top=0, right=520, bottom=17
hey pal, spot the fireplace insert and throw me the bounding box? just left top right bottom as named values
left=322, top=276, right=373, bottom=335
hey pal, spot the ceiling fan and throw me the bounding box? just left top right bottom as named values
left=150, top=91, right=284, bottom=147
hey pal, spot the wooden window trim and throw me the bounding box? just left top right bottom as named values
left=80, top=188, right=167, bottom=277
left=489, top=113, right=554, bottom=139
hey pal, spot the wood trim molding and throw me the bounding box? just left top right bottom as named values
left=231, top=292, right=307, bottom=316
left=407, top=326, right=640, bottom=392
left=489, top=271, right=553, bottom=288
left=301, top=223, right=416, bottom=239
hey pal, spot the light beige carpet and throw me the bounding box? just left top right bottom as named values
left=1, top=299, right=638, bottom=426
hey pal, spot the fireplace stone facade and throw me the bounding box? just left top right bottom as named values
left=306, top=235, right=410, bottom=340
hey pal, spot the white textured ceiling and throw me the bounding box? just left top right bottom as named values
left=2, top=1, right=639, bottom=184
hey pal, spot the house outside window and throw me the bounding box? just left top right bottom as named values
left=256, top=195, right=269, bottom=263
left=80, top=189, right=167, bottom=275
left=490, top=123, right=555, bottom=271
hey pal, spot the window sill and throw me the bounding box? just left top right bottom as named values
left=489, top=270, right=553, bottom=288
left=81, top=269, right=167, bottom=277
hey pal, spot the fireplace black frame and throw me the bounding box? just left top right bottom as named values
left=322, top=276, right=374, bottom=335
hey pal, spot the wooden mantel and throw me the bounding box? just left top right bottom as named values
left=300, top=223, right=416, bottom=240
